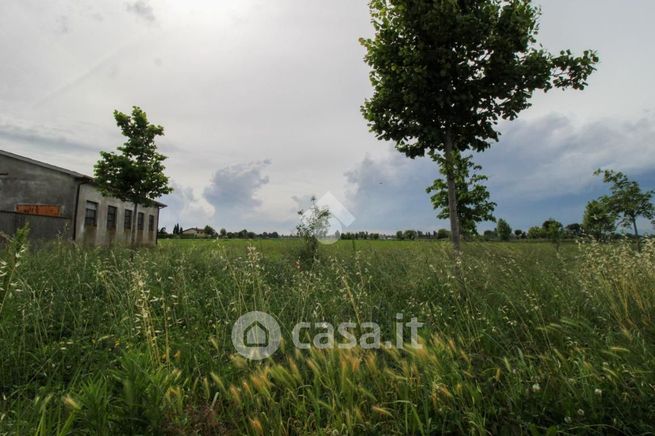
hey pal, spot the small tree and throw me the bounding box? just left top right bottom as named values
left=594, top=169, right=654, bottom=249
left=543, top=219, right=564, bottom=249
left=204, top=225, right=217, bottom=238
left=427, top=152, right=495, bottom=238
left=582, top=199, right=616, bottom=241
left=296, top=197, right=331, bottom=260
left=94, top=106, right=172, bottom=245
left=361, top=0, right=598, bottom=251
left=496, top=218, right=512, bottom=241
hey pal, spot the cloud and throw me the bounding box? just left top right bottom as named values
left=0, top=119, right=97, bottom=154
left=480, top=114, right=655, bottom=201
left=159, top=182, right=214, bottom=230
left=125, top=0, right=155, bottom=23
left=344, top=114, right=655, bottom=233
left=204, top=160, right=271, bottom=211
left=344, top=152, right=441, bottom=232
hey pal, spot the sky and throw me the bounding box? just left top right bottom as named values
left=1, top=0, right=654, bottom=234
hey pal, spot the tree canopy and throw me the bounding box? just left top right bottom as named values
left=594, top=169, right=654, bottom=248
left=94, top=106, right=172, bottom=208
left=361, top=0, right=598, bottom=250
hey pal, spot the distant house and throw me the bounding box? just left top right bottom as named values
left=181, top=227, right=208, bottom=237
left=0, top=149, right=166, bottom=246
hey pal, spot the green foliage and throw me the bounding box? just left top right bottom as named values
left=2, top=239, right=655, bottom=433
left=496, top=218, right=512, bottom=241
left=203, top=225, right=217, bottom=238
left=594, top=169, right=654, bottom=247
left=94, top=106, right=173, bottom=208
left=296, top=197, right=331, bottom=261
left=427, top=152, right=496, bottom=236
left=542, top=219, right=564, bottom=248
left=527, top=226, right=544, bottom=239
left=583, top=198, right=617, bottom=241
left=361, top=0, right=597, bottom=250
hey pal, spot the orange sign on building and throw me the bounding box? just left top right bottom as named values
left=15, top=204, right=62, bottom=217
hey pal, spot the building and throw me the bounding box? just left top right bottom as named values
left=0, top=149, right=165, bottom=246
left=181, top=227, right=208, bottom=237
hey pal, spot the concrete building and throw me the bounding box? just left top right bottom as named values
left=0, top=149, right=165, bottom=246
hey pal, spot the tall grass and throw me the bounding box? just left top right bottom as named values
left=0, top=237, right=654, bottom=434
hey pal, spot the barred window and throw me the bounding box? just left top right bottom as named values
left=107, top=206, right=117, bottom=230
left=84, top=201, right=98, bottom=226
left=124, top=209, right=133, bottom=230
left=138, top=212, right=144, bottom=230
left=148, top=215, right=155, bottom=232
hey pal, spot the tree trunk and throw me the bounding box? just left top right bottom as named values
left=132, top=202, right=138, bottom=247
left=444, top=132, right=461, bottom=252
left=632, top=217, right=640, bottom=251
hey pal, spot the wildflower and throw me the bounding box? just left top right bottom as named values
left=531, top=383, right=541, bottom=393
left=594, top=388, right=602, bottom=396
left=577, top=409, right=585, bottom=416
left=564, top=416, right=572, bottom=424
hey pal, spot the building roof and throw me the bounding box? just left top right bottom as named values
left=0, top=148, right=167, bottom=207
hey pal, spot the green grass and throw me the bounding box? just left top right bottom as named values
left=1, top=235, right=654, bottom=434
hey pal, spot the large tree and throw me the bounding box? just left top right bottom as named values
left=594, top=169, right=654, bottom=249
left=426, top=152, right=495, bottom=237
left=361, top=0, right=598, bottom=251
left=94, top=106, right=173, bottom=245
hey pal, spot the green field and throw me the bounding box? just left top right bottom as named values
left=1, top=236, right=654, bottom=434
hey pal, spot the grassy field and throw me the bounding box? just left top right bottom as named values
left=1, top=235, right=654, bottom=434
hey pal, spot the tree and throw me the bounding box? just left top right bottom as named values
left=403, top=230, right=417, bottom=240
left=436, top=228, right=450, bottom=240
left=565, top=223, right=583, bottom=238
left=594, top=169, right=654, bottom=250
left=204, top=225, right=217, bottom=238
left=582, top=199, right=616, bottom=241
left=219, top=228, right=227, bottom=238
left=483, top=230, right=497, bottom=241
left=527, top=226, right=544, bottom=240
left=427, top=152, right=495, bottom=237
left=296, top=197, right=331, bottom=260
left=514, top=229, right=525, bottom=239
left=94, top=106, right=173, bottom=245
left=361, top=0, right=598, bottom=251
left=542, top=219, right=564, bottom=249
left=496, top=218, right=512, bottom=241
left=396, top=230, right=404, bottom=240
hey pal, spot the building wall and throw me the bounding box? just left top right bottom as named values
left=75, top=184, right=160, bottom=246
left=0, top=153, right=78, bottom=240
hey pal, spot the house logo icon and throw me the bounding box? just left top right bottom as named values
left=231, top=311, right=281, bottom=360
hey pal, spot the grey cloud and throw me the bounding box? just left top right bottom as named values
left=0, top=121, right=97, bottom=154
left=345, top=152, right=442, bottom=232
left=344, top=114, right=655, bottom=233
left=125, top=0, right=155, bottom=23
left=204, top=160, right=271, bottom=212
left=481, top=114, right=655, bottom=200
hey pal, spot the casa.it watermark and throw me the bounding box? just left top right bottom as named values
left=231, top=311, right=424, bottom=360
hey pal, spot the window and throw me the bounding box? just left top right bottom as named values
left=107, top=206, right=117, bottom=230
left=84, top=201, right=98, bottom=226
left=124, top=209, right=133, bottom=230
left=138, top=212, right=144, bottom=230
left=148, top=215, right=155, bottom=232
